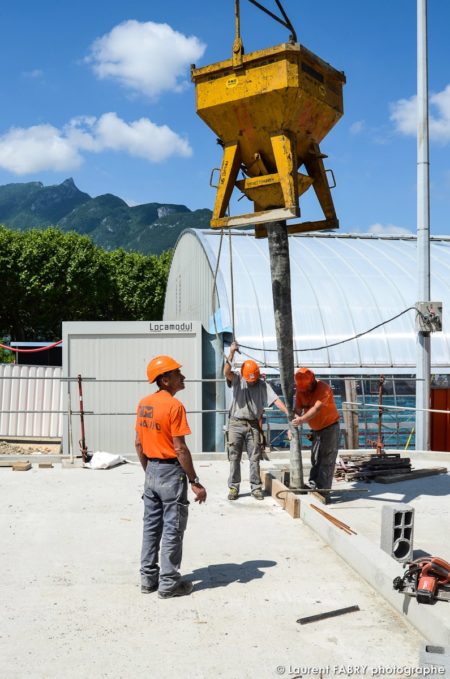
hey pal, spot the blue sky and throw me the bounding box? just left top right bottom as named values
left=0, top=0, right=449, bottom=235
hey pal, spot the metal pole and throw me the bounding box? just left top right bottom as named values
left=376, top=375, right=385, bottom=455
left=77, top=374, right=90, bottom=463
left=267, top=221, right=304, bottom=488
left=416, top=0, right=431, bottom=451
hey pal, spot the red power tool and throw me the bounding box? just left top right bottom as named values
left=393, top=556, right=450, bottom=604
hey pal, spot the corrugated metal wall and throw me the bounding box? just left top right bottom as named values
left=0, top=364, right=63, bottom=438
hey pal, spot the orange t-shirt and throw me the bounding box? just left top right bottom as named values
left=135, top=390, right=191, bottom=459
left=295, top=380, right=340, bottom=431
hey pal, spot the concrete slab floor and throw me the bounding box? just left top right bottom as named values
left=0, top=461, right=426, bottom=679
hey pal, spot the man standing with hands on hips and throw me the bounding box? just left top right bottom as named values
left=135, top=355, right=206, bottom=599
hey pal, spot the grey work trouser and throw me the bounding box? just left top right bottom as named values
left=140, top=460, right=189, bottom=594
left=227, top=417, right=262, bottom=491
left=309, top=421, right=340, bottom=493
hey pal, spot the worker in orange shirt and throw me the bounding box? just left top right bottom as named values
left=292, top=367, right=340, bottom=502
left=135, top=355, right=206, bottom=599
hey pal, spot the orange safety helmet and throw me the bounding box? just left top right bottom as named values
left=241, top=360, right=260, bottom=383
left=146, top=355, right=182, bottom=383
left=295, top=367, right=316, bottom=391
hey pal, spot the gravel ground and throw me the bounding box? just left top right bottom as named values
left=0, top=440, right=60, bottom=455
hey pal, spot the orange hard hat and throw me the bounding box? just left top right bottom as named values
left=146, top=355, right=182, bottom=383
left=241, top=360, right=260, bottom=383
left=295, top=367, right=315, bottom=391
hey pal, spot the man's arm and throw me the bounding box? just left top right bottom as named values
left=173, top=435, right=207, bottom=504
left=224, top=340, right=238, bottom=382
left=135, top=433, right=147, bottom=471
left=292, top=400, right=323, bottom=427
left=273, top=397, right=289, bottom=416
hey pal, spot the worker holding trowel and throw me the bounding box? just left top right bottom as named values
left=135, top=355, right=206, bottom=599
left=224, top=341, right=289, bottom=501
left=292, top=368, right=340, bottom=502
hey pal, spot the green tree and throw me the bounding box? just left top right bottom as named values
left=0, top=225, right=172, bottom=342
left=107, top=248, right=171, bottom=321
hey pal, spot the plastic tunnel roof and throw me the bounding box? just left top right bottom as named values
left=182, top=230, right=450, bottom=374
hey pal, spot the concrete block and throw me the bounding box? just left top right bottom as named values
left=419, top=644, right=450, bottom=673
left=61, top=459, right=85, bottom=469
left=380, top=503, right=414, bottom=562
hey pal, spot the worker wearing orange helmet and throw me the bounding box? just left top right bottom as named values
left=292, top=367, right=340, bottom=502
left=224, top=341, right=289, bottom=500
left=135, top=355, right=206, bottom=599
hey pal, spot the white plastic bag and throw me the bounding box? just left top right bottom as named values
left=84, top=451, right=128, bottom=470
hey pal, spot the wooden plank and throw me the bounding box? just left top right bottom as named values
left=271, top=477, right=300, bottom=519
left=285, top=490, right=301, bottom=519
left=376, top=467, right=448, bottom=484
left=0, top=460, right=15, bottom=467
left=271, top=478, right=288, bottom=508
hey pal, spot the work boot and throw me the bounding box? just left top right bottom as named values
left=141, top=583, right=158, bottom=594
left=251, top=488, right=264, bottom=500
left=158, top=580, right=194, bottom=599
left=228, top=487, right=239, bottom=501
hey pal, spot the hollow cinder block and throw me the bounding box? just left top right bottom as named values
left=380, top=503, right=414, bottom=562
left=419, top=644, right=450, bottom=673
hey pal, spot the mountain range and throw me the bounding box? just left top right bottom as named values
left=0, top=178, right=212, bottom=254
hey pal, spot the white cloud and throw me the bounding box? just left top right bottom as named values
left=390, top=84, right=450, bottom=143
left=0, top=124, right=83, bottom=174
left=367, top=223, right=412, bottom=236
left=350, top=120, right=365, bottom=135
left=87, top=20, right=206, bottom=99
left=0, top=113, right=192, bottom=174
left=94, top=112, right=192, bottom=161
left=22, top=69, right=44, bottom=79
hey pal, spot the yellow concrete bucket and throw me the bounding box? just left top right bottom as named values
left=192, top=41, right=345, bottom=235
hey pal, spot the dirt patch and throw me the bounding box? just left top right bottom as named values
left=0, top=440, right=61, bottom=455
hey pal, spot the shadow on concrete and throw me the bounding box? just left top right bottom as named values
left=189, top=560, right=277, bottom=591
left=413, top=548, right=432, bottom=559
left=331, top=471, right=450, bottom=504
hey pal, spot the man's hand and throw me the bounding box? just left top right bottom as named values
left=191, top=483, right=207, bottom=504
left=291, top=416, right=302, bottom=427
left=224, top=341, right=239, bottom=379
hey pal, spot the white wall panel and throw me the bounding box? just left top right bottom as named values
left=62, top=321, right=202, bottom=457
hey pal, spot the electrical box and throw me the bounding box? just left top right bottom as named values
left=416, top=302, right=443, bottom=333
